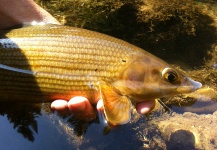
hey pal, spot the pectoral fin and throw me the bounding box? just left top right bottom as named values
left=99, top=81, right=132, bottom=125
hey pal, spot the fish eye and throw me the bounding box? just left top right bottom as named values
left=162, top=68, right=180, bottom=84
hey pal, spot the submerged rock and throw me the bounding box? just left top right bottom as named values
left=143, top=111, right=217, bottom=149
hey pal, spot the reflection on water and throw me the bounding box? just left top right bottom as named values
left=0, top=106, right=80, bottom=150
left=0, top=102, right=93, bottom=142
left=0, top=101, right=146, bottom=149
left=0, top=102, right=41, bottom=142
left=0, top=0, right=217, bottom=149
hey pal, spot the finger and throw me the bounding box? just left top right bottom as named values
left=96, top=99, right=105, bottom=120
left=96, top=99, right=103, bottom=111
left=67, top=96, right=86, bottom=112
left=96, top=99, right=110, bottom=130
left=50, top=99, right=70, bottom=115
left=68, top=96, right=97, bottom=121
left=136, top=100, right=156, bottom=115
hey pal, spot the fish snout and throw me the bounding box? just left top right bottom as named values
left=187, top=77, right=202, bottom=91
left=177, top=77, right=202, bottom=94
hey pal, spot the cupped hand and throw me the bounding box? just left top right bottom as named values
left=51, top=96, right=97, bottom=121
left=51, top=96, right=156, bottom=121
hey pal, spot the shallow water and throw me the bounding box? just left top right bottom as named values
left=0, top=103, right=147, bottom=150
left=1, top=0, right=217, bottom=149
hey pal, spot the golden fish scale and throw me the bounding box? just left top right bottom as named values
left=0, top=25, right=146, bottom=102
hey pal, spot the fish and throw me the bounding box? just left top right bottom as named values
left=0, top=24, right=202, bottom=125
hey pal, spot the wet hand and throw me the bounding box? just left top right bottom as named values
left=51, top=96, right=156, bottom=121
left=51, top=96, right=97, bottom=121
left=136, top=100, right=156, bottom=115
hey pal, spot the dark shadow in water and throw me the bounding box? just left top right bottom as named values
left=84, top=2, right=217, bottom=69
left=0, top=102, right=41, bottom=142
left=166, top=130, right=196, bottom=150
left=77, top=119, right=145, bottom=150
left=0, top=101, right=95, bottom=142
left=0, top=98, right=146, bottom=149
left=57, top=113, right=97, bottom=137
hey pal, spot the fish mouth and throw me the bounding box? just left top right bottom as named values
left=177, top=77, right=202, bottom=93
left=187, top=77, right=202, bottom=91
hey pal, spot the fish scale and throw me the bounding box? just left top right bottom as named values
left=0, top=25, right=139, bottom=102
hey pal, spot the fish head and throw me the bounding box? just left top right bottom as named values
left=100, top=58, right=202, bottom=125
left=117, top=58, right=202, bottom=101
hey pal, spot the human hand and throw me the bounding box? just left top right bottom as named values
left=51, top=97, right=97, bottom=121
left=51, top=97, right=156, bottom=121
left=0, top=0, right=59, bottom=30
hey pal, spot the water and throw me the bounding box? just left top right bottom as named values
left=0, top=102, right=146, bottom=150
left=0, top=113, right=69, bottom=150
left=1, top=0, right=217, bottom=149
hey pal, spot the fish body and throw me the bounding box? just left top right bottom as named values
left=0, top=25, right=202, bottom=125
